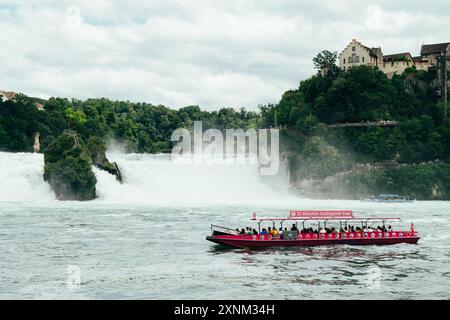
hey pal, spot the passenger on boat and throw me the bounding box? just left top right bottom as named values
left=253, top=229, right=258, bottom=235
left=291, top=224, right=298, bottom=231
left=240, top=228, right=246, bottom=235
left=388, top=225, right=393, bottom=232
left=278, top=227, right=283, bottom=236
left=319, top=228, right=326, bottom=234
left=260, top=228, right=269, bottom=235
left=246, top=227, right=253, bottom=235
left=268, top=227, right=273, bottom=235
left=273, top=228, right=279, bottom=236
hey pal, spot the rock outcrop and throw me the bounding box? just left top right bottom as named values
left=43, top=131, right=97, bottom=201
left=86, top=136, right=123, bottom=183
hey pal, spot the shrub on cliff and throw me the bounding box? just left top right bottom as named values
left=43, top=132, right=97, bottom=201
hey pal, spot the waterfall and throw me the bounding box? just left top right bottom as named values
left=0, top=152, right=55, bottom=202
left=0, top=152, right=291, bottom=205
left=95, top=153, right=291, bottom=205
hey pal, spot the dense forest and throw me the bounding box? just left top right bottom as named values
left=0, top=96, right=261, bottom=153
left=262, top=66, right=448, bottom=163
left=1, top=54, right=449, bottom=200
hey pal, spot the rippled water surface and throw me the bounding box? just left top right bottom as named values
left=0, top=200, right=449, bottom=299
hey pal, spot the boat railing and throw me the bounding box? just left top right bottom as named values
left=211, top=224, right=240, bottom=235
left=297, top=230, right=418, bottom=240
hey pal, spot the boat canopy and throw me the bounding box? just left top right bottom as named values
left=251, top=210, right=401, bottom=222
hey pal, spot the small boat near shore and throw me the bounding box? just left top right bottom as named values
left=206, top=210, right=419, bottom=249
left=362, top=194, right=414, bottom=203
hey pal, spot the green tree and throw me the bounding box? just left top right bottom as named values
left=313, top=50, right=338, bottom=70
left=65, top=107, right=86, bottom=130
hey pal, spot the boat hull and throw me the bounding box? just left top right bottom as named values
left=206, top=234, right=420, bottom=248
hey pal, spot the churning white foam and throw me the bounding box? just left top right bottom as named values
left=0, top=152, right=55, bottom=202
left=95, top=153, right=292, bottom=205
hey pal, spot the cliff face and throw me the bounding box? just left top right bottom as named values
left=86, top=137, right=123, bottom=183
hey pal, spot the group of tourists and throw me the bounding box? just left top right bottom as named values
left=300, top=225, right=393, bottom=234
left=237, top=224, right=394, bottom=238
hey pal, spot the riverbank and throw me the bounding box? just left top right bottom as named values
left=290, top=161, right=450, bottom=200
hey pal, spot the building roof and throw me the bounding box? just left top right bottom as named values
left=383, top=52, right=413, bottom=62
left=359, top=44, right=382, bottom=57
left=339, top=39, right=380, bottom=58
left=0, top=91, right=17, bottom=101
left=420, top=42, right=450, bottom=55
left=369, top=47, right=382, bottom=58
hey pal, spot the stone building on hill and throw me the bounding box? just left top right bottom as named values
left=339, top=39, right=449, bottom=79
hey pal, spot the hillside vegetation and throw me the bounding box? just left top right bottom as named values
left=1, top=63, right=449, bottom=200
left=261, top=65, right=450, bottom=199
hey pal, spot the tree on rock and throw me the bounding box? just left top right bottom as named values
left=43, top=132, right=97, bottom=201
left=65, top=107, right=86, bottom=130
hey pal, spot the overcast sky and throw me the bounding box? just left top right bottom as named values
left=1, top=0, right=449, bottom=110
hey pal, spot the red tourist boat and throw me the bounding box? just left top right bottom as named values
left=206, top=210, right=420, bottom=248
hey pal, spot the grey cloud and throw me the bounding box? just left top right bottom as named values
left=0, top=0, right=449, bottom=110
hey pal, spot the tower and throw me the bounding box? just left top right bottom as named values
left=33, top=132, right=40, bottom=153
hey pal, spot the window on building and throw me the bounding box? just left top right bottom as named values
left=343, top=58, right=346, bottom=64
left=352, top=53, right=358, bottom=63
left=352, top=46, right=356, bottom=51
left=362, top=57, right=365, bottom=63
left=349, top=56, right=352, bottom=63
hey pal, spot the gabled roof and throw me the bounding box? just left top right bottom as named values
left=420, top=42, right=450, bottom=55
left=339, top=39, right=376, bottom=57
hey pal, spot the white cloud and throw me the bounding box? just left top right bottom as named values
left=0, top=0, right=449, bottom=110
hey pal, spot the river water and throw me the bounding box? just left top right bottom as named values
left=0, top=152, right=449, bottom=299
